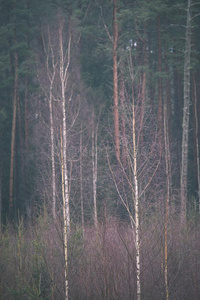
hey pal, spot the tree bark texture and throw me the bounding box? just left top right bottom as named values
left=60, top=128, right=69, bottom=300
left=80, top=123, right=85, bottom=235
left=120, top=76, right=128, bottom=165
left=9, top=50, right=18, bottom=217
left=157, top=16, right=163, bottom=152
left=49, top=75, right=56, bottom=219
left=113, top=0, right=120, bottom=161
left=132, top=88, right=141, bottom=300
left=59, top=19, right=71, bottom=232
left=193, top=75, right=200, bottom=212
left=164, top=101, right=170, bottom=300
left=92, top=111, right=98, bottom=229
left=130, top=47, right=141, bottom=300
left=180, top=0, right=192, bottom=224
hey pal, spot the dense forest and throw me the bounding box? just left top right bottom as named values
left=0, top=0, right=200, bottom=299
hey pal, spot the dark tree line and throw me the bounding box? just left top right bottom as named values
left=0, top=0, right=199, bottom=223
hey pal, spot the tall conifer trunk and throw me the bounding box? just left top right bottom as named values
left=120, top=75, right=127, bottom=165
left=80, top=123, right=85, bottom=236
left=9, top=49, right=18, bottom=217
left=157, top=16, right=163, bottom=152
left=180, top=0, right=192, bottom=224
left=92, top=110, right=98, bottom=229
left=113, top=0, right=120, bottom=161
left=193, top=75, right=200, bottom=212
left=164, top=100, right=171, bottom=300
left=49, top=74, right=56, bottom=219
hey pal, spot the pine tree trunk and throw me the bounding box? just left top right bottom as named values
left=119, top=76, right=127, bottom=165
left=0, top=157, right=2, bottom=234
left=49, top=82, right=56, bottom=219
left=193, top=75, right=200, bottom=212
left=24, top=76, right=29, bottom=155
left=92, top=110, right=98, bottom=229
left=157, top=16, right=163, bottom=150
left=17, top=92, right=26, bottom=212
left=164, top=101, right=171, bottom=300
left=113, top=0, right=120, bottom=161
left=180, top=0, right=192, bottom=224
left=165, top=60, right=172, bottom=141
left=80, top=123, right=85, bottom=236
left=138, top=70, right=146, bottom=147
left=9, top=50, right=18, bottom=217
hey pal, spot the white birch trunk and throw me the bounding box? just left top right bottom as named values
left=60, top=129, right=69, bottom=300
left=49, top=90, right=56, bottom=219
left=132, top=90, right=141, bottom=300
left=48, top=34, right=56, bottom=219
left=180, top=0, right=192, bottom=224
left=59, top=21, right=71, bottom=231
left=129, top=47, right=141, bottom=300
left=58, top=17, right=71, bottom=300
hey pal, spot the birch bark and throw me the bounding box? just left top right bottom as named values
left=129, top=47, right=141, bottom=300
left=58, top=17, right=71, bottom=300
left=59, top=20, right=71, bottom=231
left=132, top=95, right=141, bottom=300
left=61, top=129, right=69, bottom=300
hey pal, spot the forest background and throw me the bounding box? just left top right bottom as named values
left=0, top=0, right=200, bottom=299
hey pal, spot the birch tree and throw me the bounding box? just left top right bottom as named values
left=61, top=127, right=69, bottom=300
left=59, top=18, right=71, bottom=300
left=39, top=27, right=57, bottom=219
left=38, top=14, right=72, bottom=299
left=59, top=18, right=71, bottom=232
left=130, top=48, right=141, bottom=300
left=108, top=46, right=161, bottom=300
